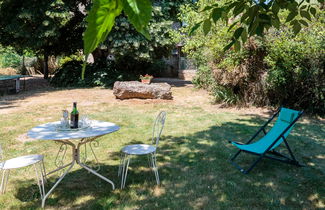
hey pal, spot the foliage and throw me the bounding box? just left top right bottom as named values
left=264, top=15, right=325, bottom=114
left=51, top=60, right=137, bottom=88
left=82, top=0, right=152, bottom=79
left=100, top=1, right=191, bottom=70
left=139, top=74, right=153, bottom=80
left=175, top=1, right=325, bottom=114
left=191, top=0, right=324, bottom=50
left=0, top=0, right=88, bottom=78
left=0, top=46, right=21, bottom=68
left=82, top=0, right=191, bottom=79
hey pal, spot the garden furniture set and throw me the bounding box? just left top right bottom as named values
left=0, top=111, right=167, bottom=208
left=0, top=107, right=303, bottom=208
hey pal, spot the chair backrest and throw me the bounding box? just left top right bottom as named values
left=268, top=107, right=302, bottom=150
left=151, top=111, right=167, bottom=147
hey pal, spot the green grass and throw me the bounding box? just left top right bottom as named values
left=0, top=90, right=324, bottom=209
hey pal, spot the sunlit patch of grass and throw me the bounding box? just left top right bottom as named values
left=0, top=87, right=324, bottom=209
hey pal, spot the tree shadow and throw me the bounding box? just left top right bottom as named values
left=152, top=78, right=193, bottom=87
left=12, top=114, right=325, bottom=209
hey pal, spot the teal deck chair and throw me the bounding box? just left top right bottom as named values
left=229, top=107, right=303, bottom=174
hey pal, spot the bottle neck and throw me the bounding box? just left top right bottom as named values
left=72, top=103, right=78, bottom=114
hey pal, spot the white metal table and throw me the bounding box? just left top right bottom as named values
left=27, top=120, right=120, bottom=208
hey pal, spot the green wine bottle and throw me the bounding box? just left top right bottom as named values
left=70, top=102, right=79, bottom=129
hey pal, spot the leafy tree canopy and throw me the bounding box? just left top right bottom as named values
left=0, top=0, right=88, bottom=78
left=190, top=0, right=324, bottom=51
left=84, top=0, right=324, bottom=62
left=102, top=0, right=192, bottom=63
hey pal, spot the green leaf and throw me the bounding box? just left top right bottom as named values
left=288, top=1, right=298, bottom=12
left=223, top=39, right=235, bottom=51
left=240, top=10, right=250, bottom=22
left=241, top=28, right=247, bottom=43
left=122, top=0, right=152, bottom=39
left=300, top=10, right=311, bottom=21
left=201, top=5, right=213, bottom=12
left=233, top=2, right=245, bottom=17
left=272, top=2, right=280, bottom=14
left=271, top=17, right=280, bottom=29
left=248, top=19, right=258, bottom=35
left=212, top=8, right=223, bottom=23
left=234, top=40, right=241, bottom=51
left=310, top=7, right=316, bottom=17
left=299, top=19, right=308, bottom=27
left=233, top=27, right=244, bottom=39
left=228, top=21, right=239, bottom=32
left=189, top=21, right=202, bottom=36
left=286, top=11, right=298, bottom=22
left=293, top=20, right=302, bottom=35
left=83, top=0, right=123, bottom=55
left=256, top=23, right=264, bottom=36
left=300, top=5, right=307, bottom=10
left=203, top=19, right=211, bottom=35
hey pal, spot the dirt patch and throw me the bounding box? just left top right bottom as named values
left=16, top=133, right=35, bottom=143
left=0, top=67, right=18, bottom=75
left=0, top=77, right=289, bottom=120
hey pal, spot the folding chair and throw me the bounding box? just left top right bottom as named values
left=229, top=107, right=303, bottom=174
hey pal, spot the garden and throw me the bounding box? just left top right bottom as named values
left=0, top=0, right=324, bottom=209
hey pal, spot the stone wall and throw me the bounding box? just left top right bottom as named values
left=178, top=69, right=196, bottom=81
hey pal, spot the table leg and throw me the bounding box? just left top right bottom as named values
left=15, top=78, right=20, bottom=93
left=77, top=139, right=115, bottom=189
left=42, top=139, right=115, bottom=208
left=79, top=163, right=115, bottom=190
left=46, top=161, right=74, bottom=176
left=42, top=161, right=74, bottom=208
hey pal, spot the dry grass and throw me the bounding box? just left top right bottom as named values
left=0, top=80, right=324, bottom=209
left=0, top=67, right=18, bottom=75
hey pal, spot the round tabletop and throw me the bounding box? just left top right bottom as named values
left=27, top=120, right=120, bottom=140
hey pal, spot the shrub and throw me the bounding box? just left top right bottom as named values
left=0, top=46, right=21, bottom=68
left=50, top=60, right=137, bottom=88
left=264, top=19, right=325, bottom=114
left=175, top=1, right=325, bottom=115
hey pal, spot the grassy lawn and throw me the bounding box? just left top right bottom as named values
left=0, top=85, right=324, bottom=209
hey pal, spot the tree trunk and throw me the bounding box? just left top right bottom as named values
left=43, top=53, right=49, bottom=79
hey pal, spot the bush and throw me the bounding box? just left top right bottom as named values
left=0, top=46, right=21, bottom=68
left=175, top=2, right=325, bottom=115
left=50, top=60, right=138, bottom=88
left=264, top=20, right=325, bottom=114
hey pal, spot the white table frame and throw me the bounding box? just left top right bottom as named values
left=27, top=121, right=119, bottom=208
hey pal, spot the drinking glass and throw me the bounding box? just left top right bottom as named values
left=81, top=115, right=91, bottom=127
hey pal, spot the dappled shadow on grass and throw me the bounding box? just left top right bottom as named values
left=13, top=114, right=324, bottom=209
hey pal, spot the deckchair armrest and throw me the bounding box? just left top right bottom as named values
left=228, top=140, right=244, bottom=145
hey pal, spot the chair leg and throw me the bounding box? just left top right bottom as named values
left=41, top=159, right=47, bottom=184
left=151, top=153, right=160, bottom=185
left=230, top=150, right=242, bottom=161
left=121, top=156, right=130, bottom=189
left=34, top=162, right=45, bottom=199
left=118, top=153, right=125, bottom=177
left=244, top=155, right=264, bottom=174
left=0, top=169, right=10, bottom=194
left=147, top=154, right=152, bottom=168
left=230, top=151, right=264, bottom=174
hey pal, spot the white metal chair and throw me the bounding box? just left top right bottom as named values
left=118, top=111, right=167, bottom=189
left=0, top=144, right=46, bottom=199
